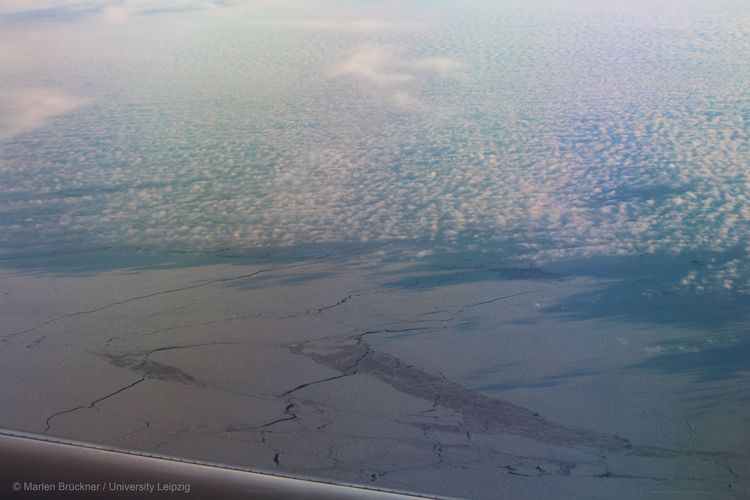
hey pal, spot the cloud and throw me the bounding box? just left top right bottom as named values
left=0, top=0, right=83, bottom=16
left=333, top=47, right=465, bottom=86
left=95, top=0, right=232, bottom=23
left=391, top=91, right=423, bottom=108
left=332, top=47, right=465, bottom=109
left=0, top=0, right=234, bottom=24
left=98, top=6, right=130, bottom=24
left=0, top=87, right=88, bottom=139
left=411, top=57, right=465, bottom=76
left=260, top=19, right=393, bottom=32
left=332, top=47, right=414, bottom=86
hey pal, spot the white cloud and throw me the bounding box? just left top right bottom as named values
left=332, top=47, right=414, bottom=86
left=95, top=0, right=232, bottom=23
left=260, top=19, right=393, bottom=32
left=391, top=91, right=423, bottom=108
left=98, top=6, right=130, bottom=24
left=0, top=87, right=89, bottom=139
left=411, top=57, right=465, bottom=76
left=333, top=47, right=465, bottom=86
left=0, top=0, right=82, bottom=15
left=0, top=0, right=234, bottom=24
left=332, top=47, right=466, bottom=111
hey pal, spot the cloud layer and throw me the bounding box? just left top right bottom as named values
left=1, top=0, right=749, bottom=294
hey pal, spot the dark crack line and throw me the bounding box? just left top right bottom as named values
left=43, top=377, right=145, bottom=434
left=356, top=327, right=430, bottom=342
left=4, top=267, right=282, bottom=341
left=279, top=374, right=349, bottom=398
left=141, top=341, right=244, bottom=361
left=360, top=291, right=542, bottom=335
left=371, top=291, right=539, bottom=334
left=255, top=401, right=298, bottom=430
left=458, top=290, right=540, bottom=310
left=347, top=344, right=371, bottom=374
left=106, top=313, right=263, bottom=345
left=144, top=301, right=199, bottom=319
left=419, top=399, right=440, bottom=419
left=103, top=343, right=282, bottom=406
left=317, top=292, right=364, bottom=313
left=326, top=445, right=343, bottom=467
left=277, top=287, right=402, bottom=321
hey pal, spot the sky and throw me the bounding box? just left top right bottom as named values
left=1, top=0, right=749, bottom=293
